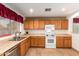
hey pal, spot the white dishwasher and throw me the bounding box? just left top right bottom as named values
left=4, top=45, right=18, bottom=56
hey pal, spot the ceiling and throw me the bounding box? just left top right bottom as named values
left=5, top=3, right=79, bottom=17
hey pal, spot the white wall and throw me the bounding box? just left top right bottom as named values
left=67, top=11, right=79, bottom=51
left=72, top=34, right=79, bottom=51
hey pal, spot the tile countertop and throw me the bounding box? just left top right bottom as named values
left=21, top=33, right=72, bottom=37
left=0, top=35, right=30, bottom=55
left=0, top=34, right=72, bottom=55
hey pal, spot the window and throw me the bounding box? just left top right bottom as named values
left=0, top=16, right=20, bottom=37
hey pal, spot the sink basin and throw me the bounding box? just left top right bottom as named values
left=9, top=37, right=26, bottom=41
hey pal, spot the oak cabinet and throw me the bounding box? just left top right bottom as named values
left=64, top=37, right=72, bottom=48
left=19, top=37, right=30, bottom=56
left=45, top=20, right=51, bottom=25
left=56, top=36, right=64, bottom=48
left=24, top=20, right=29, bottom=30
left=30, top=36, right=38, bottom=47
left=19, top=40, right=26, bottom=56
left=33, top=20, right=39, bottom=29
left=24, top=18, right=68, bottom=30
left=56, top=36, right=72, bottom=48
left=50, top=20, right=61, bottom=30
left=30, top=36, right=45, bottom=47
left=28, top=20, right=34, bottom=30
left=37, top=37, right=45, bottom=47
left=56, top=20, right=61, bottom=30
left=39, top=20, right=45, bottom=29
left=24, top=19, right=34, bottom=30
left=61, top=20, right=68, bottom=29
left=26, top=37, right=30, bottom=52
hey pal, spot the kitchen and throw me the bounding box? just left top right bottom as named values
left=0, top=3, right=79, bottom=56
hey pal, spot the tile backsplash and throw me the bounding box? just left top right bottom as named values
left=25, top=30, right=70, bottom=35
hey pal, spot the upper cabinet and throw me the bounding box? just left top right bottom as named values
left=61, top=19, right=68, bottom=30
left=24, top=20, right=29, bottom=30
left=39, top=19, right=45, bottom=29
left=24, top=17, right=68, bottom=30
left=45, top=19, right=51, bottom=25
left=50, top=20, right=61, bottom=30
left=33, top=20, right=39, bottom=29
left=28, top=20, right=34, bottom=30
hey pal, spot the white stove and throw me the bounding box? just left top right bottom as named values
left=45, top=25, right=56, bottom=48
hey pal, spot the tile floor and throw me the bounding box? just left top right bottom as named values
left=26, top=48, right=79, bottom=56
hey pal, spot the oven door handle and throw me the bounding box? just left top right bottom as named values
left=5, top=48, right=17, bottom=56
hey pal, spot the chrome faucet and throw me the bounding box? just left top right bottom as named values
left=15, top=32, right=21, bottom=40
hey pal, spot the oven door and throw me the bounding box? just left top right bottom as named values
left=5, top=46, right=18, bottom=56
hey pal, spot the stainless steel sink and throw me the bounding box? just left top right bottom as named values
left=9, top=37, right=25, bottom=41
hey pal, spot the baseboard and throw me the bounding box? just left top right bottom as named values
left=30, top=46, right=45, bottom=48
left=72, top=48, right=79, bottom=53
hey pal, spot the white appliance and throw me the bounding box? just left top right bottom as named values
left=45, top=25, right=56, bottom=48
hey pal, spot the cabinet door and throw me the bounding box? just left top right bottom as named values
left=38, top=37, right=45, bottom=47
left=26, top=38, right=30, bottom=52
left=64, top=37, right=72, bottom=48
left=20, top=43, right=26, bottom=56
left=51, top=20, right=57, bottom=29
left=56, top=36, right=64, bottom=48
left=45, top=20, right=51, bottom=25
left=28, top=20, right=34, bottom=29
left=27, top=37, right=31, bottom=48
left=30, top=37, right=38, bottom=47
left=33, top=20, right=39, bottom=29
left=56, top=20, right=61, bottom=30
left=39, top=20, right=45, bottom=29
left=30, top=36, right=45, bottom=47
left=24, top=20, right=29, bottom=30
left=61, top=20, right=68, bottom=29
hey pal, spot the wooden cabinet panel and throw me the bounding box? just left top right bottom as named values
left=61, top=20, right=68, bottom=29
left=20, top=43, right=26, bottom=56
left=50, top=20, right=57, bottom=29
left=30, top=37, right=38, bottom=47
left=39, top=20, right=45, bottom=29
left=56, top=36, right=64, bottom=48
left=38, top=36, right=45, bottom=47
left=33, top=20, right=39, bottom=29
left=50, top=20, right=61, bottom=30
left=45, top=20, right=51, bottom=25
left=24, top=20, right=29, bottom=30
left=24, top=18, right=68, bottom=30
left=56, top=36, right=72, bottom=48
left=28, top=20, right=34, bottom=29
left=19, top=38, right=30, bottom=56
left=56, top=20, right=61, bottom=30
left=64, top=37, right=72, bottom=48
left=30, top=36, right=45, bottom=47
left=26, top=38, right=30, bottom=52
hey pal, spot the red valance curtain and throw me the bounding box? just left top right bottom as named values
left=17, top=15, right=23, bottom=23
left=73, top=18, right=79, bottom=23
left=0, top=3, right=23, bottom=23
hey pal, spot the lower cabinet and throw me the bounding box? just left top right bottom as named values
left=19, top=42, right=26, bottom=56
left=56, top=36, right=64, bottom=48
left=56, top=36, right=72, bottom=48
left=19, top=37, right=30, bottom=56
left=30, top=36, right=45, bottom=48
left=64, top=37, right=72, bottom=48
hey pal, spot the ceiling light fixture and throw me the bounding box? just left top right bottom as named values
left=62, top=8, right=66, bottom=12
left=29, top=8, right=34, bottom=13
